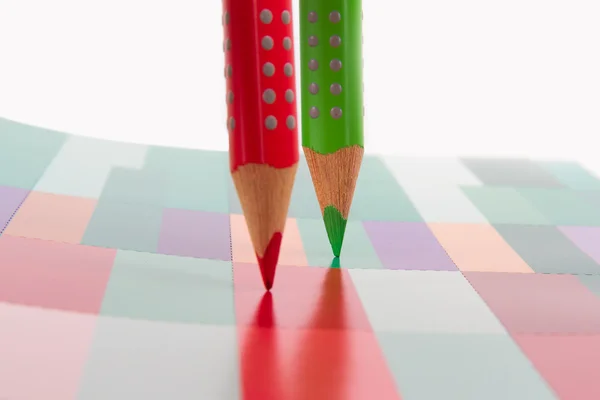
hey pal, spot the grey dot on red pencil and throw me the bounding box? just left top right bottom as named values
left=227, top=65, right=232, bottom=77
left=260, top=9, right=273, bottom=24
left=263, top=62, right=275, bottom=76
left=283, top=37, right=292, bottom=50
left=263, top=89, right=276, bottom=104
left=281, top=10, right=291, bottom=24
left=286, top=116, right=296, bottom=129
left=229, top=117, right=235, bottom=130
left=285, top=89, right=294, bottom=103
left=227, top=91, right=234, bottom=103
left=261, top=36, right=273, bottom=50
left=284, top=63, right=293, bottom=77
left=265, top=116, right=277, bottom=130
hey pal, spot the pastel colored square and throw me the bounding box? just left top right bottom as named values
left=158, top=209, right=231, bottom=260
left=578, top=275, right=600, bottom=298
left=82, top=201, right=163, bottom=252
left=493, top=224, right=600, bottom=274
left=464, top=272, right=600, bottom=334
left=0, top=185, right=28, bottom=230
left=363, top=221, right=457, bottom=271
left=378, top=332, right=556, bottom=400
left=0, top=303, right=97, bottom=400
left=100, top=251, right=235, bottom=325
left=288, top=157, right=323, bottom=219
left=238, top=327, right=401, bottom=400
left=352, top=156, right=423, bottom=221
left=100, top=166, right=169, bottom=206
left=5, top=191, right=97, bottom=244
left=540, top=160, right=600, bottom=190
left=297, top=218, right=383, bottom=269
left=400, top=184, right=488, bottom=223
left=234, top=263, right=372, bottom=331
left=0, top=117, right=67, bottom=189
left=517, top=187, right=600, bottom=226
left=144, top=146, right=230, bottom=213
left=230, top=214, right=308, bottom=266
left=428, top=223, right=533, bottom=273
left=559, top=226, right=600, bottom=266
left=382, top=156, right=483, bottom=186
left=461, top=186, right=551, bottom=225
left=514, top=335, right=600, bottom=400
left=34, top=135, right=148, bottom=198
left=0, top=235, right=116, bottom=313
left=460, top=157, right=563, bottom=187
left=77, top=317, right=240, bottom=400
left=349, top=269, right=505, bottom=333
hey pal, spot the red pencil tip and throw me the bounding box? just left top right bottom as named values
left=257, top=232, right=283, bottom=291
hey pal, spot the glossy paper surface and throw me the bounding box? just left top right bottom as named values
left=3, top=117, right=600, bottom=399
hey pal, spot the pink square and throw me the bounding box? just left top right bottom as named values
left=515, top=335, right=600, bottom=400
left=0, top=235, right=117, bottom=314
left=464, top=272, right=600, bottom=334
left=5, top=191, right=97, bottom=244
left=0, top=303, right=96, bottom=400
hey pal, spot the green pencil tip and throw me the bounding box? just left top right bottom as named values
left=323, top=206, right=348, bottom=257
left=330, top=257, right=341, bottom=269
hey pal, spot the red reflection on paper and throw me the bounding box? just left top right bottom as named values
left=237, top=265, right=401, bottom=400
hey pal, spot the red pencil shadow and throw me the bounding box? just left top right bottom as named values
left=239, top=263, right=351, bottom=400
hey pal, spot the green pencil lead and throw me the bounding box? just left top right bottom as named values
left=323, top=206, right=347, bottom=257
left=330, top=257, right=341, bottom=268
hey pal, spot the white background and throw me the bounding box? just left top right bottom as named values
left=0, top=0, right=598, bottom=162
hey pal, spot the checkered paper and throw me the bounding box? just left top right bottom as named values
left=1, top=117, right=600, bottom=400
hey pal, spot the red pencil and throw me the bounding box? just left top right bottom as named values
left=222, top=0, right=299, bottom=290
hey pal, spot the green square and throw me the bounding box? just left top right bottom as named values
left=100, top=167, right=169, bottom=206
left=0, top=117, right=67, bottom=189
left=82, top=201, right=163, bottom=252
left=351, top=156, right=423, bottom=221
left=296, top=218, right=383, bottom=269
left=461, top=186, right=550, bottom=225
left=539, top=161, right=600, bottom=190
left=377, top=333, right=556, bottom=400
left=100, top=251, right=235, bottom=325
left=517, top=188, right=600, bottom=226
left=144, top=146, right=230, bottom=212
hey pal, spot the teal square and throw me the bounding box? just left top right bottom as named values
left=296, top=218, right=383, bottom=269
left=461, top=186, right=550, bottom=225
left=577, top=275, right=600, bottom=298
left=288, top=157, right=322, bottom=219
left=377, top=333, right=556, bottom=400
left=0, top=117, right=67, bottom=189
left=100, top=251, right=235, bottom=325
left=82, top=201, right=163, bottom=252
left=143, top=146, right=230, bottom=213
left=352, top=156, right=423, bottom=221
left=517, top=188, right=600, bottom=226
left=540, top=161, right=600, bottom=190
left=100, top=167, right=169, bottom=206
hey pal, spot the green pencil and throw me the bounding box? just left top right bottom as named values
left=299, top=0, right=364, bottom=257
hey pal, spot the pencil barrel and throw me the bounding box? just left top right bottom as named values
left=223, top=0, right=300, bottom=172
left=299, top=0, right=364, bottom=154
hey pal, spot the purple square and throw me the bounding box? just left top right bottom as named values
left=0, top=186, right=29, bottom=231
left=363, top=221, right=457, bottom=271
left=559, top=226, right=600, bottom=264
left=158, top=209, right=231, bottom=261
